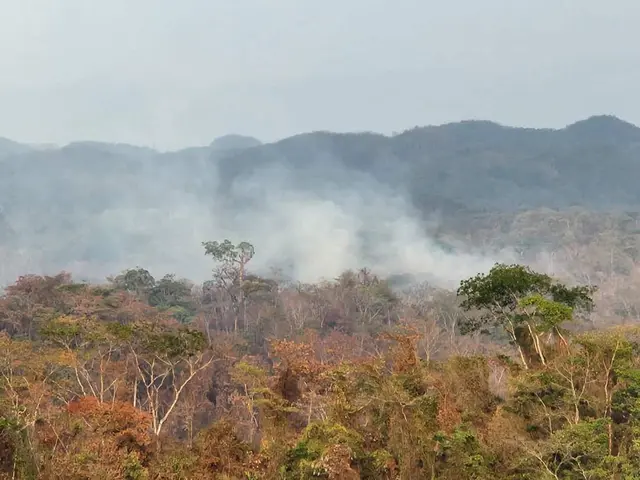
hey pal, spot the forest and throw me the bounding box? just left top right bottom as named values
left=1, top=237, right=640, bottom=480
left=3, top=117, right=640, bottom=478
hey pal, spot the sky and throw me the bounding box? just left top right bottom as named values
left=1, top=0, right=640, bottom=150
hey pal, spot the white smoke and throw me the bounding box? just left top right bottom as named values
left=0, top=142, right=517, bottom=289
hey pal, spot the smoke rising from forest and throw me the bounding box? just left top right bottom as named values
left=221, top=164, right=515, bottom=287
left=0, top=143, right=517, bottom=289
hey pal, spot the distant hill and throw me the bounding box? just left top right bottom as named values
left=215, top=115, right=640, bottom=213
left=1, top=116, right=640, bottom=283
left=210, top=134, right=262, bottom=152
left=0, top=137, right=32, bottom=158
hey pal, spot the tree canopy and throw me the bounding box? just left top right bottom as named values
left=4, top=245, right=640, bottom=478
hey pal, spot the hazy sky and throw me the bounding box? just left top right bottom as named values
left=1, top=0, right=639, bottom=150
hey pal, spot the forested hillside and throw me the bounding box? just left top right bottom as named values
left=1, top=252, right=640, bottom=479
left=216, top=115, right=640, bottom=212
left=3, top=116, right=640, bottom=478
left=2, top=115, right=640, bottom=286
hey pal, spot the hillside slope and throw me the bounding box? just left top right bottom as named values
left=0, top=116, right=639, bottom=283
left=216, top=115, right=640, bottom=213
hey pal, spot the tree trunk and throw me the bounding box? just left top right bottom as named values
left=526, top=323, right=546, bottom=366
left=507, top=323, right=529, bottom=370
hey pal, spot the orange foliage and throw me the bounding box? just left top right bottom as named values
left=436, top=391, right=463, bottom=433
left=381, top=324, right=421, bottom=374
left=270, top=339, right=325, bottom=402
left=66, top=396, right=152, bottom=454
left=37, top=397, right=153, bottom=479
left=270, top=339, right=322, bottom=377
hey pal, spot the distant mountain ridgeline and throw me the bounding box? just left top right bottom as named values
left=215, top=115, right=640, bottom=213
left=3, top=115, right=640, bottom=215
left=1, top=115, right=640, bottom=282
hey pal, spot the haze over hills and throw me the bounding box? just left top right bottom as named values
left=1, top=115, right=639, bottom=287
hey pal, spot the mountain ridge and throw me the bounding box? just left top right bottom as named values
left=1, top=114, right=640, bottom=283
left=1, top=114, right=637, bottom=152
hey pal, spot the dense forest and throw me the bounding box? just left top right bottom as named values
left=3, top=116, right=640, bottom=478
left=1, top=242, right=639, bottom=479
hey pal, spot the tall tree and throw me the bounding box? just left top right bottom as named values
left=203, top=240, right=255, bottom=333
left=127, top=322, right=214, bottom=439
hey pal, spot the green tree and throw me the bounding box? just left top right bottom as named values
left=203, top=239, right=255, bottom=333
left=109, top=267, right=156, bottom=298
left=148, top=274, right=196, bottom=323
left=457, top=264, right=595, bottom=369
